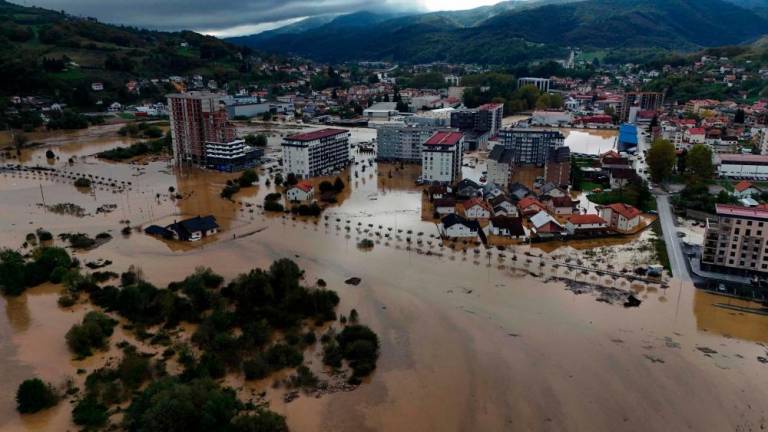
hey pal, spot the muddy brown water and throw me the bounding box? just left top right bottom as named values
left=1, top=125, right=768, bottom=431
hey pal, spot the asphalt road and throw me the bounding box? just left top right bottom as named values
left=656, top=194, right=692, bottom=282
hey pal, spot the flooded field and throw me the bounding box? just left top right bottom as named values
left=2, top=124, right=768, bottom=431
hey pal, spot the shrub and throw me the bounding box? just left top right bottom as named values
left=16, top=378, right=58, bottom=413
left=264, top=344, right=303, bottom=370
left=66, top=312, right=117, bottom=357
left=264, top=201, right=284, bottom=212
left=336, top=325, right=380, bottom=378
left=72, top=396, right=108, bottom=427
left=74, top=177, right=92, bottom=188
left=242, top=355, right=270, bottom=380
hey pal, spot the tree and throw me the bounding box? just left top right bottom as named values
left=685, top=144, right=714, bottom=183
left=333, top=177, right=345, bottom=192
left=239, top=169, right=259, bottom=187
left=16, top=378, right=58, bottom=414
left=646, top=138, right=676, bottom=183
left=285, top=173, right=298, bottom=187
left=319, top=181, right=334, bottom=193
left=232, top=411, right=288, bottom=432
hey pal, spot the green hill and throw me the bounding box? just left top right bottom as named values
left=230, top=0, right=768, bottom=64
left=0, top=0, right=250, bottom=100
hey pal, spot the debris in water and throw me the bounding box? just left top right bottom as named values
left=624, top=295, right=642, bottom=308
left=697, top=347, right=718, bottom=355
left=643, top=354, right=665, bottom=364
left=345, top=277, right=361, bottom=286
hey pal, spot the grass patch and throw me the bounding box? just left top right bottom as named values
left=651, top=221, right=671, bottom=272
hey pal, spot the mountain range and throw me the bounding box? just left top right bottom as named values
left=228, top=0, right=768, bottom=64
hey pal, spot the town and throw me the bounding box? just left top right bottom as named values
left=3, top=1, right=768, bottom=431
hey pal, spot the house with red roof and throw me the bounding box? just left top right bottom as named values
left=733, top=180, right=762, bottom=199
left=564, top=214, right=609, bottom=235
left=421, top=131, right=464, bottom=184
left=546, top=196, right=577, bottom=216
left=597, top=203, right=642, bottom=234
left=286, top=181, right=315, bottom=202
left=461, top=197, right=492, bottom=219
left=685, top=128, right=706, bottom=144
left=517, top=197, right=547, bottom=217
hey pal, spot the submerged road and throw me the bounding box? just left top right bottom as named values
left=656, top=194, right=692, bottom=282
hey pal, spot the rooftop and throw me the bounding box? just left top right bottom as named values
left=718, top=154, right=768, bottom=164
left=716, top=204, right=768, bottom=220
left=425, top=131, right=463, bottom=146
left=602, top=203, right=641, bottom=219
left=567, top=214, right=606, bottom=225
left=285, top=128, right=348, bottom=142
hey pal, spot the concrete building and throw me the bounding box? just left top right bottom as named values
left=518, top=77, right=550, bottom=93
left=498, top=128, right=565, bottom=166
left=487, top=146, right=514, bottom=188
left=598, top=203, right=641, bottom=234
left=282, top=128, right=351, bottom=178
left=449, top=103, right=503, bottom=149
left=421, top=131, right=464, bottom=184
left=717, top=154, right=768, bottom=180
left=702, top=204, right=768, bottom=275
left=167, top=91, right=236, bottom=165
left=203, top=139, right=262, bottom=172
left=530, top=110, right=572, bottom=127
left=286, top=181, right=315, bottom=202
left=363, top=102, right=399, bottom=121
left=621, top=92, right=663, bottom=122
left=376, top=124, right=446, bottom=162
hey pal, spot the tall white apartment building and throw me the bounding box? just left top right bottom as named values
left=282, top=128, right=351, bottom=178
left=421, top=131, right=464, bottom=184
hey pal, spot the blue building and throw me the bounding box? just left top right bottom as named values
left=618, top=124, right=638, bottom=153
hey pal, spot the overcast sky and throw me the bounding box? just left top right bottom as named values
left=22, top=0, right=502, bottom=37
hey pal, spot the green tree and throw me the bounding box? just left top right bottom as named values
left=685, top=144, right=714, bottom=183
left=16, top=378, right=58, bottom=414
left=646, top=138, right=676, bottom=183
left=232, top=411, right=288, bottom=432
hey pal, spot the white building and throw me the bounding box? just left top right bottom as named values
left=598, top=203, right=641, bottom=234
left=440, top=214, right=481, bottom=238
left=421, top=131, right=464, bottom=184
left=518, top=77, right=550, bottom=93
left=564, top=214, right=608, bottom=235
left=282, top=128, right=351, bottom=178
left=286, top=181, right=315, bottom=202
left=530, top=111, right=573, bottom=127
left=717, top=154, right=768, bottom=180
left=363, top=102, right=399, bottom=121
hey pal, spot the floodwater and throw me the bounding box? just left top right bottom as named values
left=2, top=124, right=768, bottom=431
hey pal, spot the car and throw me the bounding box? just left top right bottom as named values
left=676, top=232, right=686, bottom=238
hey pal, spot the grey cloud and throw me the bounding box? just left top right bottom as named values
left=25, top=0, right=423, bottom=34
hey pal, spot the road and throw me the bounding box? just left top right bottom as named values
left=656, top=194, right=692, bottom=282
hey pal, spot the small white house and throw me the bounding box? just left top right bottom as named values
left=462, top=198, right=492, bottom=220
left=441, top=214, right=481, bottom=238
left=286, top=181, right=314, bottom=202
left=734, top=180, right=762, bottom=199
left=564, top=214, right=608, bottom=235
left=434, top=199, right=457, bottom=216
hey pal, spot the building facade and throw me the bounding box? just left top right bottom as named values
left=449, top=103, right=504, bottom=149
left=167, top=91, right=236, bottom=165
left=702, top=204, right=768, bottom=275
left=518, top=77, right=550, bottom=93
left=376, top=124, right=446, bottom=162
left=421, top=131, right=464, bottom=184
left=282, top=128, right=351, bottom=178
left=498, top=128, right=565, bottom=166
left=621, top=91, right=664, bottom=122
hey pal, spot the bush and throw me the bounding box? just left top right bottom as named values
left=16, top=378, right=58, bottom=413
left=242, top=355, right=270, bottom=380
left=232, top=411, right=288, bottom=432
left=264, top=344, right=303, bottom=370
left=72, top=396, right=108, bottom=427
left=336, top=325, right=380, bottom=378
left=36, top=229, right=53, bottom=242
left=66, top=312, right=117, bottom=357
left=74, top=177, right=92, bottom=188
left=264, top=201, right=284, bottom=212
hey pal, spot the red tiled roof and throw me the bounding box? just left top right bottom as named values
left=463, top=197, right=491, bottom=211
left=734, top=180, right=754, bottom=192
left=286, top=128, right=347, bottom=142
left=479, top=103, right=503, bottom=110
left=718, top=154, right=768, bottom=164
left=716, top=204, right=768, bottom=220
left=518, top=197, right=545, bottom=210
left=567, top=214, right=606, bottom=225
left=292, top=181, right=314, bottom=193
left=550, top=196, right=575, bottom=207
left=688, top=127, right=705, bottom=135
left=425, top=131, right=463, bottom=146
left=604, top=203, right=641, bottom=219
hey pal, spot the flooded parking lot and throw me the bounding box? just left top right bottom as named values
left=2, top=124, right=768, bottom=431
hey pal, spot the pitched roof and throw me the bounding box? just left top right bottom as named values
left=488, top=146, right=514, bottom=164
left=734, top=180, right=755, bottom=192
left=286, top=128, right=347, bottom=142
left=169, top=215, right=219, bottom=235
left=463, top=197, right=491, bottom=211
left=549, top=196, right=575, bottom=207
left=490, top=217, right=525, bottom=236
left=517, top=196, right=545, bottom=210
left=292, top=181, right=314, bottom=193
left=566, top=214, right=606, bottom=225
left=434, top=198, right=456, bottom=208
left=425, top=131, right=463, bottom=146
left=602, top=203, right=641, bottom=219
left=530, top=211, right=563, bottom=230
left=442, top=214, right=480, bottom=230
